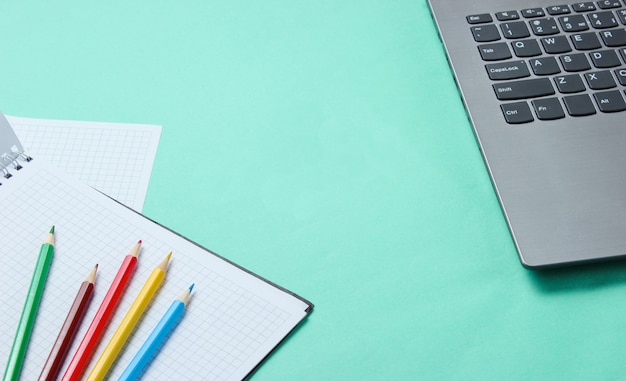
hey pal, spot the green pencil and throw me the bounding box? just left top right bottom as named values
left=3, top=226, right=55, bottom=381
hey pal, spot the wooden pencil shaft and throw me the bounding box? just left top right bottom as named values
left=86, top=256, right=169, bottom=381
left=3, top=236, right=54, bottom=381
left=38, top=281, right=94, bottom=381
left=61, top=253, right=138, bottom=381
left=118, top=299, right=186, bottom=381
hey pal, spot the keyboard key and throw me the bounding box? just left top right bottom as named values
left=590, top=49, right=621, bottom=67
left=512, top=39, right=543, bottom=57
left=541, top=35, right=572, bottom=53
left=554, top=74, right=587, bottom=93
left=496, top=11, right=520, bottom=21
left=478, top=42, right=512, bottom=60
left=584, top=70, right=617, bottom=88
left=599, top=29, right=626, bottom=46
left=618, top=9, right=626, bottom=24
left=620, top=47, right=626, bottom=61
left=560, top=53, right=592, bottom=71
left=615, top=68, right=626, bottom=85
left=563, top=94, right=597, bottom=115
left=522, top=8, right=546, bottom=18
left=572, top=2, right=596, bottom=12
left=493, top=78, right=555, bottom=100
left=530, top=18, right=560, bottom=35
left=532, top=97, right=566, bottom=119
left=501, top=21, right=531, bottom=39
left=472, top=25, right=501, bottom=42
left=485, top=60, right=531, bottom=80
left=596, top=0, right=622, bottom=9
left=593, top=90, right=626, bottom=111
left=501, top=102, right=534, bottom=123
left=588, top=11, right=619, bottom=28
left=558, top=15, right=590, bottom=31
left=467, top=14, right=493, bottom=24
left=571, top=32, right=602, bottom=49
left=529, top=57, right=561, bottom=75
left=547, top=5, right=572, bottom=15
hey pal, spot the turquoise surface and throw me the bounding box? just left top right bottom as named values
left=1, top=1, right=626, bottom=379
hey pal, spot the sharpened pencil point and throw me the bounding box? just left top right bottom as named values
left=155, top=252, right=173, bottom=272
left=86, top=265, right=99, bottom=283
left=45, top=226, right=56, bottom=245
left=178, top=285, right=193, bottom=305
left=128, top=240, right=142, bottom=258
left=138, top=239, right=142, bottom=244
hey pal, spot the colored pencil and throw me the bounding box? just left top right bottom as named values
left=38, top=265, right=98, bottom=381
left=61, top=240, right=142, bottom=381
left=3, top=226, right=55, bottom=381
left=118, top=284, right=194, bottom=381
left=86, top=253, right=172, bottom=381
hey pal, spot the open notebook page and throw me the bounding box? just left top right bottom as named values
left=7, top=115, right=161, bottom=212
left=0, top=159, right=311, bottom=380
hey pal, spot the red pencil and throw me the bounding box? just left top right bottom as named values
left=61, top=240, right=142, bottom=381
left=38, top=265, right=98, bottom=381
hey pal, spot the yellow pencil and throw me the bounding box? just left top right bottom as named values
left=85, top=252, right=172, bottom=381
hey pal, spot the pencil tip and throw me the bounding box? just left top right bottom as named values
left=49, top=226, right=55, bottom=234
left=138, top=239, right=142, bottom=244
left=156, top=252, right=172, bottom=271
left=128, top=240, right=142, bottom=257
left=189, top=284, right=195, bottom=292
left=87, top=265, right=98, bottom=283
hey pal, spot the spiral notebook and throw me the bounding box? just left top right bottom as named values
left=0, top=113, right=312, bottom=380
left=7, top=115, right=161, bottom=212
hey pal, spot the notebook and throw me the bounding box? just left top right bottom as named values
left=0, top=113, right=312, bottom=380
left=427, top=0, right=626, bottom=268
left=7, top=115, right=162, bottom=212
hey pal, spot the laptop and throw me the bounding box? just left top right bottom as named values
left=427, top=0, right=626, bottom=268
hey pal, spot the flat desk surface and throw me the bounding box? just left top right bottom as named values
left=2, top=2, right=625, bottom=380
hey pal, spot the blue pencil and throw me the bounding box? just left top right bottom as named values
left=118, top=284, right=194, bottom=381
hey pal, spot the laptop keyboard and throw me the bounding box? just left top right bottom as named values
left=468, top=1, right=626, bottom=123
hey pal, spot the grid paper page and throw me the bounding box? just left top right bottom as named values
left=0, top=159, right=310, bottom=380
left=7, top=115, right=161, bottom=212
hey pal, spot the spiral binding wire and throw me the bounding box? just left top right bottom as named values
left=0, top=150, right=32, bottom=185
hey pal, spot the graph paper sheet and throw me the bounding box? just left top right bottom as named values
left=7, top=115, right=161, bottom=212
left=0, top=161, right=312, bottom=380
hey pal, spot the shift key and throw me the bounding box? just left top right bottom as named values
left=493, top=78, right=555, bottom=100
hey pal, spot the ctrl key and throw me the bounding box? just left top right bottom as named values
left=501, top=101, right=534, bottom=124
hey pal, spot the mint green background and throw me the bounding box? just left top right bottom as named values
left=2, top=1, right=626, bottom=380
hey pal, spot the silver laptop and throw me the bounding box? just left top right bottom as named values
left=427, top=0, right=626, bottom=268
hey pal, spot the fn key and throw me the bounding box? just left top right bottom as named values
left=531, top=98, right=565, bottom=120
left=501, top=101, right=534, bottom=124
